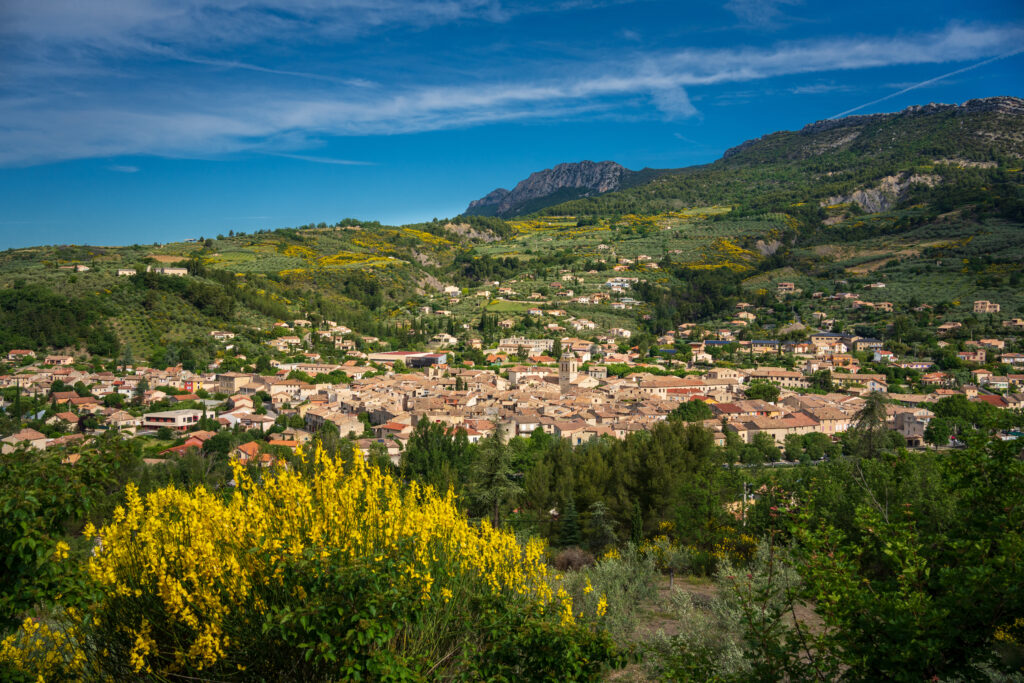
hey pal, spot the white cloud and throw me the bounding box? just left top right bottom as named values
left=650, top=86, right=699, bottom=119
left=106, top=165, right=140, bottom=172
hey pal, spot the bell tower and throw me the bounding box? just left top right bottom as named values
left=559, top=351, right=578, bottom=394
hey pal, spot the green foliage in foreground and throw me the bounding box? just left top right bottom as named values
left=2, top=414, right=1023, bottom=680
left=651, top=441, right=1024, bottom=681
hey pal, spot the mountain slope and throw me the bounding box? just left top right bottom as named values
left=536, top=97, right=1024, bottom=222
left=465, top=161, right=668, bottom=217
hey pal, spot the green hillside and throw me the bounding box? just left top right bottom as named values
left=1, top=97, right=1023, bottom=359
left=538, top=97, right=1024, bottom=220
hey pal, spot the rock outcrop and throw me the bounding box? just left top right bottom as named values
left=465, top=161, right=631, bottom=217
left=821, top=173, right=941, bottom=213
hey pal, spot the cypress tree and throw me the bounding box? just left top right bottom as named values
left=558, top=499, right=581, bottom=548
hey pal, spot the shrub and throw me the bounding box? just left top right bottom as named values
left=553, top=546, right=596, bottom=571
left=1, top=447, right=620, bottom=681
left=560, top=545, right=658, bottom=643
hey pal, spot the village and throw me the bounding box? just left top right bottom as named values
left=3, top=284, right=1023, bottom=467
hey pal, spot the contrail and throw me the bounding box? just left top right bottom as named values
left=829, top=49, right=1024, bottom=119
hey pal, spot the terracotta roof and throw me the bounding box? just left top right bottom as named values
left=235, top=441, right=262, bottom=458
left=6, top=428, right=46, bottom=442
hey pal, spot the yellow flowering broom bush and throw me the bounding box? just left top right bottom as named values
left=2, top=446, right=618, bottom=681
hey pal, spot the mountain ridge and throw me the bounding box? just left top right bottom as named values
left=465, top=160, right=668, bottom=218
left=722, top=95, right=1024, bottom=160
left=464, top=96, right=1023, bottom=219
left=534, top=95, right=1024, bottom=218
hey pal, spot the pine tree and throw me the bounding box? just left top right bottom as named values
left=585, top=501, right=617, bottom=554
left=468, top=426, right=521, bottom=528
left=559, top=499, right=581, bottom=548
left=630, top=499, right=643, bottom=545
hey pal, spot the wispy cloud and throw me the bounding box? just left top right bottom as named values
left=1, top=0, right=626, bottom=53
left=790, top=82, right=855, bottom=95
left=724, top=0, right=802, bottom=28
left=267, top=153, right=376, bottom=166
left=1, top=20, right=1022, bottom=166
left=106, top=164, right=140, bottom=173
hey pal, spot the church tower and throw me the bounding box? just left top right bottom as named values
left=559, top=351, right=578, bottom=394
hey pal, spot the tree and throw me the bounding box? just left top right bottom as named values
left=783, top=433, right=804, bottom=462
left=671, top=399, right=713, bottom=423
left=676, top=341, right=695, bottom=364
left=745, top=381, right=780, bottom=403
left=104, top=390, right=128, bottom=408
left=751, top=432, right=782, bottom=463
left=779, top=439, right=1024, bottom=679
left=584, top=501, right=617, bottom=554
left=469, top=427, right=521, bottom=529
left=133, top=378, right=149, bottom=406
left=401, top=420, right=473, bottom=495
left=810, top=369, right=833, bottom=392
left=12, top=384, right=21, bottom=425
left=850, top=391, right=889, bottom=458
left=630, top=500, right=643, bottom=545
left=558, top=499, right=581, bottom=548
left=803, top=432, right=832, bottom=461
left=924, top=416, right=952, bottom=449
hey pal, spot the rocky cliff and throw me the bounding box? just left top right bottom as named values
left=465, top=161, right=635, bottom=217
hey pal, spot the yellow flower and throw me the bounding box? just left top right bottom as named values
left=52, top=541, right=70, bottom=562
left=2, top=444, right=588, bottom=678
left=128, top=621, right=157, bottom=673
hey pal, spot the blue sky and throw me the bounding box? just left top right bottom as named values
left=0, top=0, right=1022, bottom=248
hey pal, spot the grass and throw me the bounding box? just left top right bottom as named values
left=485, top=300, right=535, bottom=313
